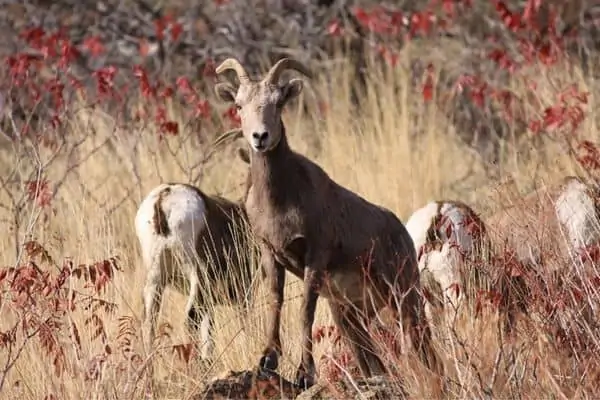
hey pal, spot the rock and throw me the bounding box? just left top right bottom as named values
left=193, top=368, right=302, bottom=399
left=194, top=370, right=407, bottom=400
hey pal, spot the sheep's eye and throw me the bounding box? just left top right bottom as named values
left=235, top=104, right=242, bottom=111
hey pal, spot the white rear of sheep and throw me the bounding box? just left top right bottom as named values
left=554, top=176, right=600, bottom=253
left=405, top=200, right=489, bottom=324
left=486, top=176, right=600, bottom=273
left=135, top=183, right=259, bottom=384
left=407, top=176, right=600, bottom=334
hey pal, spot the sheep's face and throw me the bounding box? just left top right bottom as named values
left=214, top=58, right=312, bottom=154
left=215, top=79, right=304, bottom=153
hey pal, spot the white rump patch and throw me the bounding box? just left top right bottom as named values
left=555, top=178, right=600, bottom=251
left=405, top=201, right=439, bottom=264
left=135, top=184, right=208, bottom=269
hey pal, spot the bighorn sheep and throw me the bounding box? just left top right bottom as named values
left=481, top=175, right=600, bottom=333
left=405, top=200, right=490, bottom=323
left=135, top=183, right=260, bottom=373
left=212, top=57, right=443, bottom=388
left=486, top=175, right=600, bottom=271
left=406, top=176, right=600, bottom=333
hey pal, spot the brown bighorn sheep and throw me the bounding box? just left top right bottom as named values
left=405, top=200, right=490, bottom=323
left=212, top=57, right=443, bottom=388
left=135, top=183, right=260, bottom=377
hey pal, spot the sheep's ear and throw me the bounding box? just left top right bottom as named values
left=281, top=78, right=304, bottom=104
left=237, top=147, right=250, bottom=164
left=214, top=82, right=237, bottom=103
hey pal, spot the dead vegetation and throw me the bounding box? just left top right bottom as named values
left=1, top=1, right=600, bottom=399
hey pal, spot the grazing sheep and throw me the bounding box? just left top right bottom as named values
left=483, top=175, right=600, bottom=333
left=405, top=200, right=490, bottom=324
left=135, top=183, right=260, bottom=372
left=554, top=176, right=600, bottom=252
left=212, top=57, right=443, bottom=388
left=486, top=175, right=600, bottom=272
left=406, top=176, right=600, bottom=335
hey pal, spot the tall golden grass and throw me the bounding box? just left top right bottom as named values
left=0, top=47, right=599, bottom=399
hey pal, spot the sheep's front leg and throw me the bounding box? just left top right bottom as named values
left=259, top=249, right=286, bottom=371
left=295, top=266, right=322, bottom=389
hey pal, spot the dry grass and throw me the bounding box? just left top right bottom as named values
left=0, top=49, right=599, bottom=400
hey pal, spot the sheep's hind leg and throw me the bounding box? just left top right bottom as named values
left=141, top=252, right=168, bottom=398
left=184, top=272, right=214, bottom=361
left=329, top=299, right=386, bottom=378
left=401, top=288, right=444, bottom=377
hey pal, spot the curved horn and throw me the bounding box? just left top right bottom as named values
left=212, top=128, right=244, bottom=148
left=215, top=58, right=250, bottom=83
left=264, top=58, right=313, bottom=85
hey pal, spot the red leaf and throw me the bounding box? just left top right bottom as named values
left=159, top=86, right=174, bottom=98
left=170, top=22, right=183, bottom=41
left=523, top=0, right=542, bottom=24
left=194, top=100, right=211, bottom=119
left=139, top=39, right=150, bottom=57
left=493, top=0, right=522, bottom=32
left=327, top=20, right=343, bottom=37
left=422, top=64, right=434, bottom=102
left=160, top=121, right=179, bottom=136
left=20, top=27, right=46, bottom=48
left=173, top=343, right=195, bottom=364
left=202, top=59, right=217, bottom=78
left=82, top=36, right=105, bottom=57
left=441, top=0, right=456, bottom=18
left=448, top=283, right=461, bottom=298
left=154, top=18, right=167, bottom=41
left=223, top=106, right=241, bottom=127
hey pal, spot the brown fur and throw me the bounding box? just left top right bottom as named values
left=185, top=185, right=258, bottom=305
left=237, top=147, right=254, bottom=205
left=248, top=127, right=442, bottom=383
left=214, top=58, right=443, bottom=387
left=152, top=186, right=171, bottom=236
left=140, top=182, right=261, bottom=397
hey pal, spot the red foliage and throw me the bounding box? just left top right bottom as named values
left=0, top=241, right=121, bottom=391
left=154, top=15, right=183, bottom=42
left=528, top=85, right=588, bottom=135
left=354, top=7, right=405, bottom=37
left=492, top=0, right=522, bottom=32
left=25, top=179, right=52, bottom=208
left=576, top=140, right=600, bottom=172
left=133, top=65, right=156, bottom=98
left=202, top=59, right=217, bottom=78
left=1, top=8, right=599, bottom=392
left=82, top=36, right=105, bottom=57
left=223, top=106, right=241, bottom=128
left=422, top=64, right=435, bottom=102
left=327, top=20, right=343, bottom=37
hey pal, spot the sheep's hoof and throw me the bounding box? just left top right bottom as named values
left=294, top=370, right=315, bottom=390
left=259, top=350, right=279, bottom=371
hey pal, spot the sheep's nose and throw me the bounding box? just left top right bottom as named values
left=252, top=131, right=268, bottom=142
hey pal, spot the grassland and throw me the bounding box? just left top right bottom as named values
left=0, top=38, right=599, bottom=399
